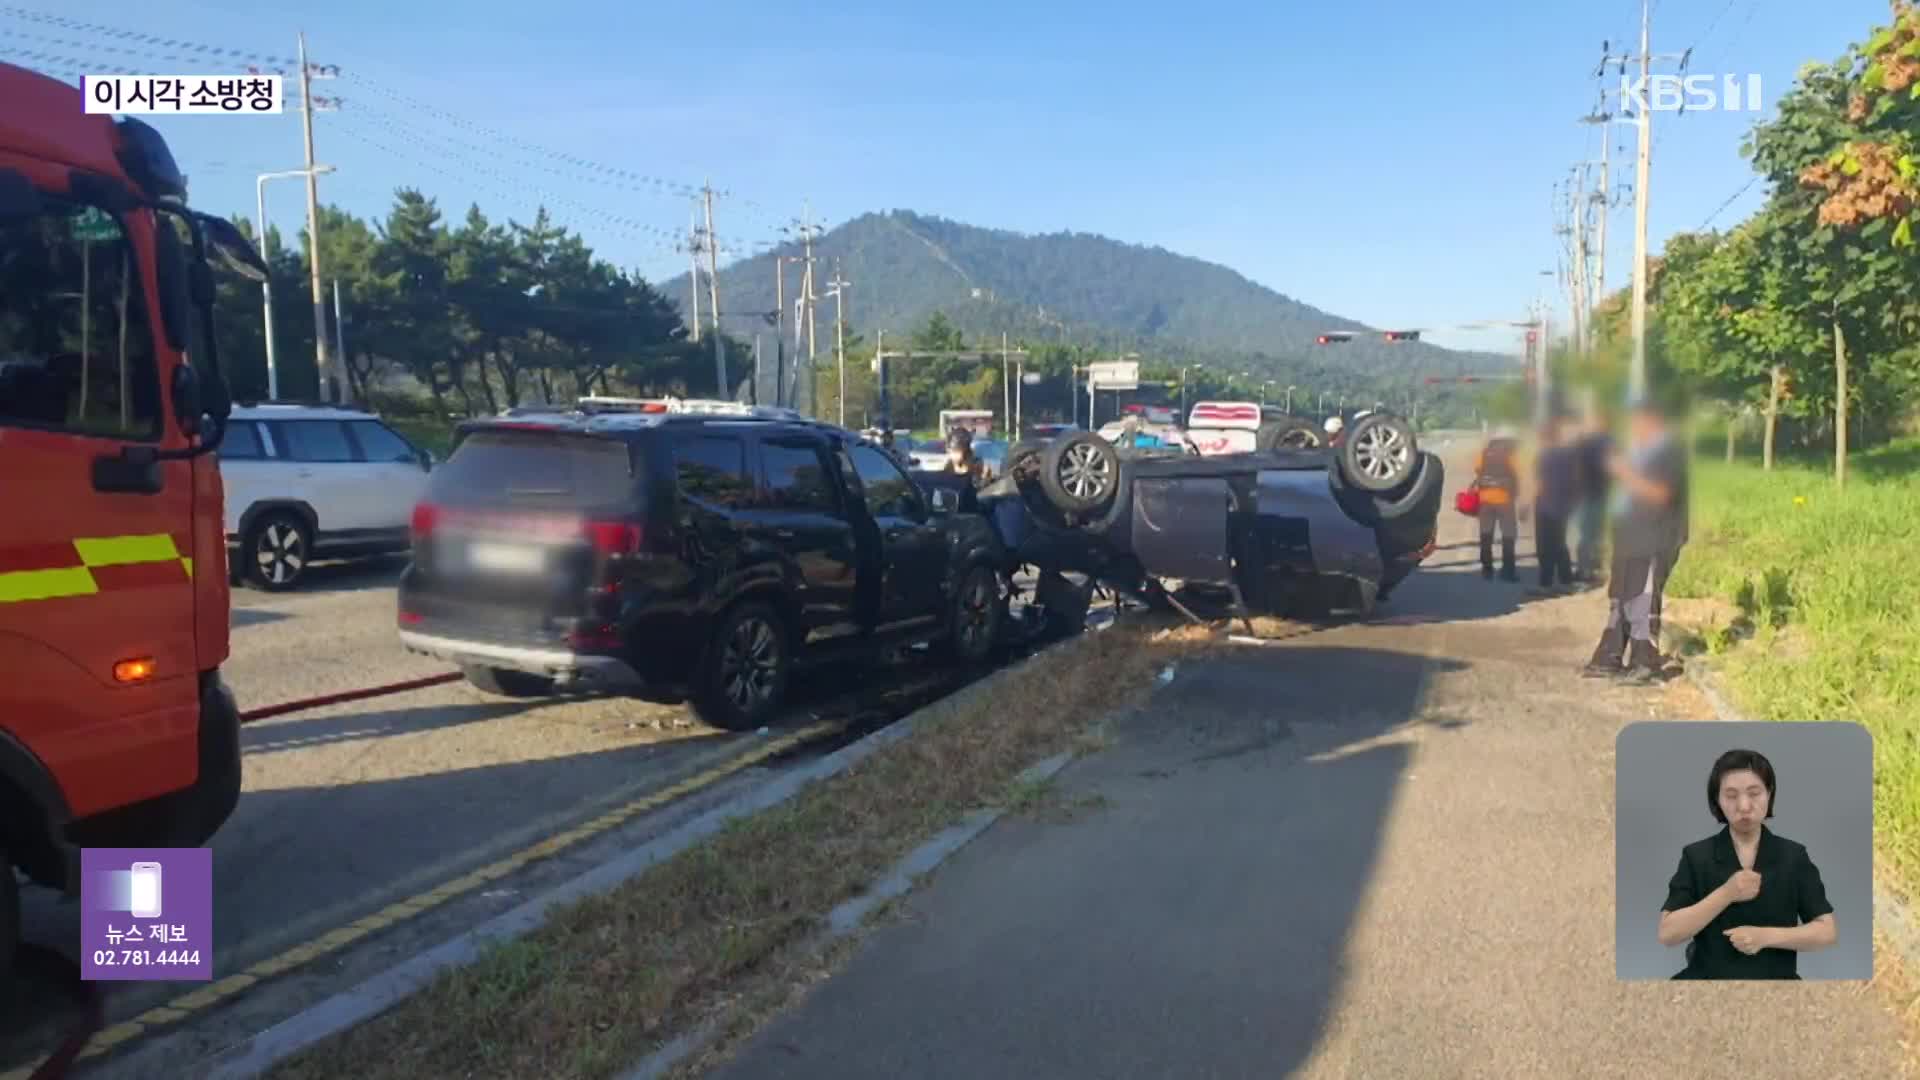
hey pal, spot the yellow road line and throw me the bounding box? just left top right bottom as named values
left=0, top=720, right=842, bottom=1078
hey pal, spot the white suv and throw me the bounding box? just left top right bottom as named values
left=218, top=403, right=434, bottom=590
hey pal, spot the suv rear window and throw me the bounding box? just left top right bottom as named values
left=430, top=427, right=636, bottom=508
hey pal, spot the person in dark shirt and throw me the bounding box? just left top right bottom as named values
left=1528, top=415, right=1577, bottom=594
left=1658, top=748, right=1837, bottom=979
left=1583, top=395, right=1688, bottom=680
left=1572, top=412, right=1613, bottom=584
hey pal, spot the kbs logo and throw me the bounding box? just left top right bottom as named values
left=1619, top=73, right=1764, bottom=114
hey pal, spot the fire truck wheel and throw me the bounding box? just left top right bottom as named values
left=244, top=511, right=311, bottom=592
left=1, top=843, right=17, bottom=997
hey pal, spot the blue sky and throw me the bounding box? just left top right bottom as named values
left=4, top=0, right=1892, bottom=356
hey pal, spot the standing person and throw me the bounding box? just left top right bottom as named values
left=1529, top=414, right=1577, bottom=594
left=1324, top=415, right=1345, bottom=446
left=944, top=426, right=984, bottom=484
left=1471, top=426, right=1523, bottom=581
left=1583, top=395, right=1689, bottom=681
left=1573, top=410, right=1613, bottom=584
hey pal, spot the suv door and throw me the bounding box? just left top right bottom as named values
left=0, top=194, right=201, bottom=815
left=668, top=429, right=757, bottom=597
left=844, top=444, right=943, bottom=630
left=753, top=435, right=858, bottom=644
left=268, top=418, right=377, bottom=533
left=343, top=418, right=431, bottom=538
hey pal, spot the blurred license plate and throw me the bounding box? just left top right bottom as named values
left=466, top=542, right=543, bottom=573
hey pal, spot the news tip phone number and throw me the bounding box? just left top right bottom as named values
left=91, top=949, right=201, bottom=967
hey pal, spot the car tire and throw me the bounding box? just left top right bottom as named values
left=1039, top=432, right=1121, bottom=516
left=1339, top=412, right=1419, bottom=493
left=243, top=511, right=311, bottom=591
left=691, top=602, right=790, bottom=732
left=1257, top=416, right=1324, bottom=450
left=938, top=564, right=1006, bottom=664
left=462, top=665, right=556, bottom=698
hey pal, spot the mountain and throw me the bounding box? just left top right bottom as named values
left=655, top=210, right=1514, bottom=378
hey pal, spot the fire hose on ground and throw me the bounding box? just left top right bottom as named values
left=22, top=669, right=464, bottom=1080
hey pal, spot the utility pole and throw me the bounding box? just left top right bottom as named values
left=296, top=32, right=337, bottom=403
left=773, top=255, right=786, bottom=407
left=332, top=279, right=346, bottom=396
left=1002, top=332, right=1012, bottom=435
left=794, top=207, right=820, bottom=417
left=685, top=209, right=702, bottom=344
left=1591, top=117, right=1611, bottom=358
left=1605, top=7, right=1686, bottom=400
left=1569, top=163, right=1590, bottom=360
left=702, top=182, right=724, bottom=395
left=826, top=262, right=850, bottom=427
left=753, top=333, right=762, bottom=405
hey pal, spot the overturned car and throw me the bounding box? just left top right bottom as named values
left=914, top=405, right=1443, bottom=619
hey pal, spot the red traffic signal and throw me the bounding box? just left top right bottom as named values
left=1315, top=331, right=1354, bottom=345
left=1383, top=330, right=1421, bottom=342
left=1525, top=330, right=1538, bottom=343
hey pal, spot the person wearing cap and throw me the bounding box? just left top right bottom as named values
left=945, top=426, right=984, bottom=484
left=1472, top=426, right=1524, bottom=581
left=1584, top=394, right=1689, bottom=681
left=1324, top=415, right=1346, bottom=447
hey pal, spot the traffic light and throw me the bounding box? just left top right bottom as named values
left=1315, top=331, right=1354, bottom=345
left=1383, top=330, right=1421, bottom=342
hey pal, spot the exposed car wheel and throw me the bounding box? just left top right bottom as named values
left=1, top=842, right=18, bottom=1003
left=1039, top=432, right=1121, bottom=515
left=939, top=564, right=1006, bottom=664
left=462, top=665, right=556, bottom=698
left=1257, top=416, right=1324, bottom=450
left=692, top=602, right=790, bottom=732
left=1339, top=413, right=1419, bottom=493
left=244, top=511, right=311, bottom=591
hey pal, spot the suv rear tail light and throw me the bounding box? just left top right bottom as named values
left=410, top=502, right=440, bottom=541
left=585, top=520, right=642, bottom=555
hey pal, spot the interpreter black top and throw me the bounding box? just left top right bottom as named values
left=1663, top=825, right=1833, bottom=980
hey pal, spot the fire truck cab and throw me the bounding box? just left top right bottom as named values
left=0, top=63, right=269, bottom=993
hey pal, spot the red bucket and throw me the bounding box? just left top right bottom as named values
left=1454, top=488, right=1481, bottom=517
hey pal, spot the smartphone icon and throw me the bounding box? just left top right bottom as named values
left=129, top=862, right=162, bottom=920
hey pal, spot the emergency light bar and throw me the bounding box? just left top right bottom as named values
left=574, top=396, right=803, bottom=420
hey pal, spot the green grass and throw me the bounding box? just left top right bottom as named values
left=1666, top=438, right=1920, bottom=897
left=385, top=415, right=459, bottom=458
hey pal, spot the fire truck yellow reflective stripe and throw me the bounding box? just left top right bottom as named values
left=0, top=566, right=100, bottom=603
left=73, top=534, right=181, bottom=567
left=181, top=557, right=193, bottom=578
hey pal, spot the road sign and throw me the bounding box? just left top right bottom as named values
left=70, top=207, right=119, bottom=243
left=1086, top=361, right=1139, bottom=391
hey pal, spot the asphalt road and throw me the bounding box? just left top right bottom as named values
left=710, top=443, right=1912, bottom=1080
left=4, top=557, right=825, bottom=1073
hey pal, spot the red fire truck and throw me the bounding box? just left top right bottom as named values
left=0, top=62, right=269, bottom=996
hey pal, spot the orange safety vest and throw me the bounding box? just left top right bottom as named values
left=1473, top=441, right=1520, bottom=506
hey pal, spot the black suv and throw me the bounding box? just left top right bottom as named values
left=395, top=402, right=1009, bottom=730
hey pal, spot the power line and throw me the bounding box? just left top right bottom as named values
left=0, top=6, right=776, bottom=225
left=1697, top=174, right=1760, bottom=231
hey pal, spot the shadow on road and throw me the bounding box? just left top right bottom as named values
left=229, top=608, right=292, bottom=630
left=239, top=699, right=533, bottom=755
left=712, top=645, right=1467, bottom=1080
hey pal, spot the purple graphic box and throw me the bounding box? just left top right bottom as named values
left=79, top=847, right=213, bottom=982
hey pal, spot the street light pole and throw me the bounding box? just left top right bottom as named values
left=256, top=165, right=334, bottom=400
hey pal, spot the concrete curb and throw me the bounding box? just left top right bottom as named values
left=196, top=624, right=1118, bottom=1080
left=615, top=750, right=1078, bottom=1080
left=1678, top=657, right=1920, bottom=981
